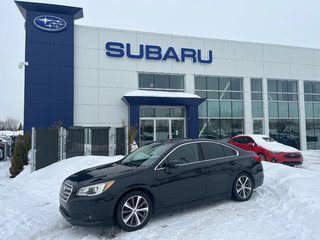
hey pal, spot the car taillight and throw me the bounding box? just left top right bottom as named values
left=254, top=155, right=262, bottom=163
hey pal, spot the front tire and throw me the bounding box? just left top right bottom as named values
left=115, top=191, right=152, bottom=231
left=232, top=173, right=253, bottom=201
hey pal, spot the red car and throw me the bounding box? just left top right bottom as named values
left=228, top=134, right=303, bottom=166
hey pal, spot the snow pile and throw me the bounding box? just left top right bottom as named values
left=0, top=153, right=320, bottom=240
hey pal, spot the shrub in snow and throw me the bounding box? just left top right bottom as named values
left=10, top=133, right=31, bottom=177
left=128, top=126, right=138, bottom=153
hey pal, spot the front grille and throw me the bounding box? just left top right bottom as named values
left=60, top=182, right=73, bottom=202
left=284, top=153, right=301, bottom=159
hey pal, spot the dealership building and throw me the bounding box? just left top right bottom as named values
left=16, top=1, right=320, bottom=150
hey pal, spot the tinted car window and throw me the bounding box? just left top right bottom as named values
left=222, top=145, right=237, bottom=156
left=233, top=137, right=244, bottom=144
left=167, top=143, right=198, bottom=164
left=200, top=142, right=225, bottom=160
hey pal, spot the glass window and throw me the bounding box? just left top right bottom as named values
left=268, top=80, right=277, bottom=92
left=170, top=108, right=185, bottom=117
left=232, top=101, right=243, bottom=118
left=222, top=145, right=237, bottom=156
left=170, top=75, right=184, bottom=90
left=278, top=80, right=288, bottom=93
left=207, top=91, right=219, bottom=99
left=305, top=94, right=313, bottom=101
left=199, top=119, right=208, bottom=138
left=219, top=77, right=231, bottom=91
left=287, top=81, right=298, bottom=93
left=195, top=76, right=206, bottom=90
left=252, top=93, right=262, bottom=100
left=278, top=102, right=289, bottom=118
left=220, top=91, right=232, bottom=100
left=268, top=102, right=278, bottom=118
left=154, top=75, right=169, bottom=89
left=207, top=77, right=219, bottom=90
left=220, top=119, right=232, bottom=141
left=304, top=82, right=313, bottom=94
left=200, top=142, right=225, bottom=160
left=231, top=78, right=242, bottom=91
left=251, top=78, right=262, bottom=92
left=139, top=74, right=154, bottom=88
left=314, top=103, right=320, bottom=118
left=314, top=82, right=320, bottom=94
left=305, top=102, right=314, bottom=118
left=167, top=143, right=198, bottom=164
left=220, top=101, right=232, bottom=117
left=199, top=102, right=207, bottom=118
left=252, top=102, right=263, bottom=118
left=253, top=119, right=263, bottom=134
left=208, top=101, right=219, bottom=117
left=231, top=92, right=243, bottom=100
left=155, top=108, right=170, bottom=117
left=232, top=119, right=244, bottom=136
left=208, top=119, right=220, bottom=139
left=289, top=102, right=299, bottom=118
left=140, top=107, right=155, bottom=117
left=195, top=91, right=206, bottom=98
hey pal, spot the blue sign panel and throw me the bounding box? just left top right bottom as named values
left=106, top=42, right=213, bottom=64
left=34, top=15, right=67, bottom=32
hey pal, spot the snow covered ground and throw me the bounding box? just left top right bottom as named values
left=0, top=152, right=319, bottom=240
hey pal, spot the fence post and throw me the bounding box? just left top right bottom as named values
left=59, top=127, right=66, bottom=161
left=31, top=127, right=36, bottom=172
left=109, top=127, right=116, bottom=156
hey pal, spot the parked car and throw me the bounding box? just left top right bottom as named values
left=228, top=134, right=303, bottom=166
left=59, top=139, right=264, bottom=231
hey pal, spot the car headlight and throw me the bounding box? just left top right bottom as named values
left=76, top=181, right=115, bottom=197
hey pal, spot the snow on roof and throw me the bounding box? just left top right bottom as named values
left=124, top=90, right=201, bottom=99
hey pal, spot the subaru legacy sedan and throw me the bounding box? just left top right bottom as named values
left=59, top=139, right=264, bottom=231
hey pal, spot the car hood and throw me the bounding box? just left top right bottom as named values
left=258, top=141, right=299, bottom=153
left=65, top=162, right=140, bottom=186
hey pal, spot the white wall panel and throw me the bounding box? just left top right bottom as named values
left=314, top=50, right=320, bottom=66
left=235, top=61, right=263, bottom=77
left=290, top=48, right=314, bottom=65
left=137, top=58, right=173, bottom=73
left=204, top=59, right=236, bottom=76
left=98, top=28, right=137, bottom=51
left=170, top=36, right=205, bottom=50
left=74, top=48, right=98, bottom=69
left=74, top=105, right=99, bottom=125
left=74, top=26, right=98, bottom=49
left=172, top=61, right=205, bottom=75
left=74, top=68, right=98, bottom=87
left=74, top=86, right=98, bottom=105
left=137, top=33, right=172, bottom=50
left=235, top=43, right=263, bottom=61
left=99, top=88, right=132, bottom=106
left=99, top=69, right=137, bottom=89
left=263, top=62, right=291, bottom=79
left=99, top=105, right=128, bottom=126
left=205, top=40, right=235, bottom=59
left=291, top=64, right=315, bottom=80
left=99, top=49, right=138, bottom=71
left=264, top=45, right=290, bottom=63
left=315, top=66, right=320, bottom=79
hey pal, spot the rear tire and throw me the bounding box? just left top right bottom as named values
left=115, top=191, right=152, bottom=231
left=232, top=173, right=253, bottom=201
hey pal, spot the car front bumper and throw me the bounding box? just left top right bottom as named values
left=59, top=194, right=117, bottom=226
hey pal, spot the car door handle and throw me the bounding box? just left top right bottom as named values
left=195, top=168, right=203, bottom=173
left=229, top=161, right=236, bottom=166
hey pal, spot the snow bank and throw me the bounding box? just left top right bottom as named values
left=0, top=153, right=319, bottom=240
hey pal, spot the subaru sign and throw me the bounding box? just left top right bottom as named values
left=33, top=15, right=67, bottom=32
left=106, top=42, right=213, bottom=64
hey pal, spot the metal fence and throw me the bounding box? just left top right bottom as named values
left=31, top=127, right=127, bottom=171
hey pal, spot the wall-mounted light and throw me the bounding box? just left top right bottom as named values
left=18, top=61, right=29, bottom=69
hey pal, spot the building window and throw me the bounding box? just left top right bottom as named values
left=251, top=78, right=263, bottom=134
left=139, top=73, right=184, bottom=92
left=304, top=81, right=320, bottom=149
left=268, top=79, right=300, bottom=149
left=195, top=76, right=244, bottom=141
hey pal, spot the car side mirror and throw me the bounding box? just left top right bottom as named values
left=248, top=142, right=256, bottom=147
left=164, top=160, right=180, bottom=168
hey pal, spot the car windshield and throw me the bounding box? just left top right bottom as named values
left=119, top=142, right=172, bottom=167
left=262, top=137, right=275, bottom=142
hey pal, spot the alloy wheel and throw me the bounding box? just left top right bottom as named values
left=121, top=195, right=149, bottom=228
left=236, top=175, right=252, bottom=200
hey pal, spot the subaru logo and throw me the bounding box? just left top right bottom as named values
left=33, top=15, right=67, bottom=32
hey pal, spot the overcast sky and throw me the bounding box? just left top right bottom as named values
left=1, top=0, right=320, bottom=124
